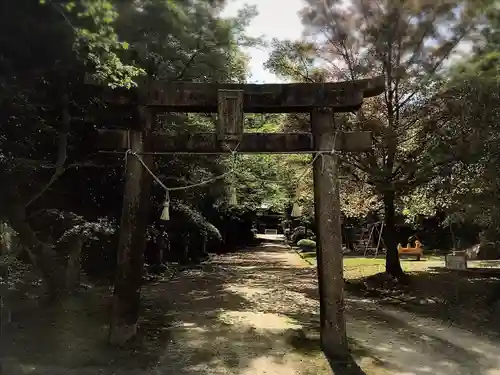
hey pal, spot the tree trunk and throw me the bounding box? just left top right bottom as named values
left=383, top=190, right=405, bottom=279
left=4, top=78, right=74, bottom=300
left=6, top=205, right=67, bottom=299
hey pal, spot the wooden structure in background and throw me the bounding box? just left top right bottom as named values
left=92, top=77, right=385, bottom=359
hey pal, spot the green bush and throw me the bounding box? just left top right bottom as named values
left=297, top=239, right=316, bottom=250
left=291, top=226, right=316, bottom=244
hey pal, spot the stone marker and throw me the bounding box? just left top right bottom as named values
left=445, top=251, right=467, bottom=270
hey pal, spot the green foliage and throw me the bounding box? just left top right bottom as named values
left=174, top=201, right=222, bottom=242
left=291, top=226, right=315, bottom=244
left=424, top=72, right=500, bottom=231
left=224, top=115, right=313, bottom=214
left=265, top=39, right=325, bottom=82
left=114, top=0, right=253, bottom=83
left=297, top=238, right=316, bottom=250
left=398, top=1, right=500, bottom=239
left=400, top=186, right=439, bottom=224
left=39, top=0, right=145, bottom=87
left=0, top=0, right=260, bottom=288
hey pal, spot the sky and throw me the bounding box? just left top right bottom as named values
left=221, top=0, right=305, bottom=83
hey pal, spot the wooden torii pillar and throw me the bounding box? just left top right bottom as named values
left=97, top=78, right=385, bottom=357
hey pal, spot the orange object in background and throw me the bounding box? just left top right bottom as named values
left=398, top=239, right=423, bottom=261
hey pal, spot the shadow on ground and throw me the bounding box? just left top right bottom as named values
left=2, top=244, right=500, bottom=375
left=0, top=282, right=175, bottom=374
left=344, top=265, right=500, bottom=339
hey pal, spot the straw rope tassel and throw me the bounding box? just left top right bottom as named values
left=160, top=190, right=170, bottom=221
left=291, top=201, right=301, bottom=217
left=229, top=185, right=238, bottom=206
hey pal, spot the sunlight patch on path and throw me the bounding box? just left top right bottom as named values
left=225, top=285, right=269, bottom=299
left=224, top=281, right=318, bottom=313
left=217, top=311, right=303, bottom=331
left=239, top=357, right=302, bottom=375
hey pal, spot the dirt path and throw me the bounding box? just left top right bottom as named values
left=348, top=301, right=500, bottom=375
left=2, top=241, right=500, bottom=375
left=148, top=242, right=335, bottom=375
left=149, top=241, right=500, bottom=375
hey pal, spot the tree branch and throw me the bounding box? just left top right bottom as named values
left=25, top=84, right=71, bottom=209
left=175, top=38, right=205, bottom=80
left=396, top=25, right=474, bottom=111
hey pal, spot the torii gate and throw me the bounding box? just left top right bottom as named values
left=93, top=77, right=385, bottom=358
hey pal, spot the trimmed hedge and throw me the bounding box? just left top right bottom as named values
left=297, top=238, right=316, bottom=250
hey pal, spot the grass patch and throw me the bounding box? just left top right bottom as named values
left=343, top=255, right=444, bottom=279
left=300, top=252, right=317, bottom=264
left=298, top=251, right=444, bottom=279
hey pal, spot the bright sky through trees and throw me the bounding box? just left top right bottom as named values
left=222, top=0, right=304, bottom=83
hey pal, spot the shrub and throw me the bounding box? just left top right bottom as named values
left=291, top=226, right=316, bottom=244
left=297, top=239, right=316, bottom=251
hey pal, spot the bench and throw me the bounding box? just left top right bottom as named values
left=398, top=240, right=423, bottom=261
left=264, top=229, right=278, bottom=235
